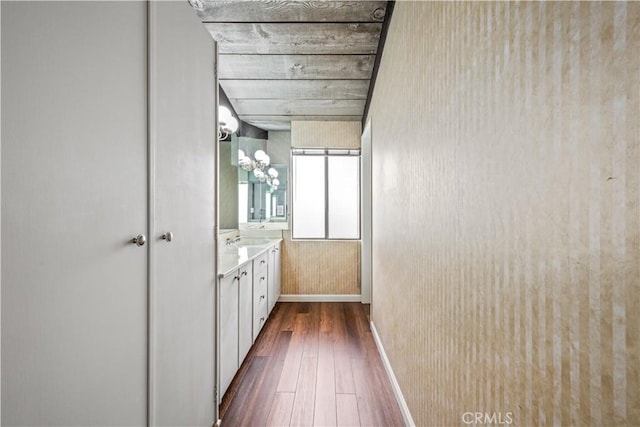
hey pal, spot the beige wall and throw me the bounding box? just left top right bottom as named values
left=281, top=230, right=360, bottom=295
left=282, top=121, right=361, bottom=295
left=291, top=121, right=361, bottom=149
left=367, top=2, right=639, bottom=426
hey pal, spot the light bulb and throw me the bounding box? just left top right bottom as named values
left=268, top=167, right=278, bottom=177
left=263, top=154, right=270, bottom=166
left=238, top=149, right=245, bottom=159
left=254, top=150, right=266, bottom=161
left=219, top=106, right=232, bottom=124
left=272, top=178, right=280, bottom=186
left=227, top=116, right=239, bottom=133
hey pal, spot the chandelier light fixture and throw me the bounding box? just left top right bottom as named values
left=218, top=105, right=239, bottom=140
left=238, top=149, right=280, bottom=191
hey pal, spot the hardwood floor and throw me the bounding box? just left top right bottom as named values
left=220, top=302, right=405, bottom=427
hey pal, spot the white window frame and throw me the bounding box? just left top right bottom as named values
left=291, top=148, right=361, bottom=240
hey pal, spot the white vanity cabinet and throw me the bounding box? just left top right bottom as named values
left=253, top=252, right=269, bottom=340
left=267, top=241, right=282, bottom=314
left=217, top=238, right=282, bottom=402
left=219, top=262, right=252, bottom=399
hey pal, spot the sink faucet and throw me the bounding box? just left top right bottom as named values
left=225, top=236, right=241, bottom=246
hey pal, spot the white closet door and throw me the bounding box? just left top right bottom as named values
left=1, top=2, right=148, bottom=425
left=149, top=1, right=216, bottom=425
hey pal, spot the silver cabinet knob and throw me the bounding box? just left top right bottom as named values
left=132, top=234, right=146, bottom=247
left=161, top=232, right=173, bottom=242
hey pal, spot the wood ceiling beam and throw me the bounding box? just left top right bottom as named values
left=195, top=1, right=387, bottom=23
left=244, top=120, right=292, bottom=131
left=231, top=99, right=365, bottom=116
left=218, top=54, right=374, bottom=80
left=239, top=115, right=361, bottom=122
left=220, top=79, right=369, bottom=100
left=205, top=23, right=382, bottom=54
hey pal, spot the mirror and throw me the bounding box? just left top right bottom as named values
left=238, top=165, right=287, bottom=225
left=219, top=138, right=239, bottom=230
left=221, top=135, right=288, bottom=230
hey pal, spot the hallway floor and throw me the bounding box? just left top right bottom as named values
left=220, top=302, right=405, bottom=426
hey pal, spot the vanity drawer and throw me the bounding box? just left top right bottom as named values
left=252, top=258, right=268, bottom=341
left=253, top=254, right=268, bottom=297
left=253, top=289, right=268, bottom=341
left=253, top=267, right=267, bottom=295
left=253, top=252, right=269, bottom=277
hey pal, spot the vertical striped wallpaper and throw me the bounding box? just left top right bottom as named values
left=291, top=121, right=361, bottom=149
left=281, top=230, right=360, bottom=295
left=368, top=2, right=639, bottom=426
left=282, top=121, right=362, bottom=295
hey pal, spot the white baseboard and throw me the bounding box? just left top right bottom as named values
left=278, top=294, right=361, bottom=303
left=370, top=321, right=415, bottom=427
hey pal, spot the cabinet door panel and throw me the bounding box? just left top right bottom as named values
left=1, top=2, right=147, bottom=425
left=274, top=243, right=282, bottom=305
left=253, top=296, right=269, bottom=339
left=268, top=245, right=280, bottom=314
left=149, top=2, right=216, bottom=425
left=219, top=274, right=239, bottom=397
left=238, top=264, right=253, bottom=365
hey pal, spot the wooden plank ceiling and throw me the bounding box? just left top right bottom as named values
left=193, top=1, right=388, bottom=131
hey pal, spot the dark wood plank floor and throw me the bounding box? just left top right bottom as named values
left=220, top=302, right=405, bottom=427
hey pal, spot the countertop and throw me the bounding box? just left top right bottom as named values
left=218, top=238, right=282, bottom=278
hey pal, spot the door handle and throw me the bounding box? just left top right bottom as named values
left=131, top=234, right=146, bottom=247
left=161, top=232, right=173, bottom=242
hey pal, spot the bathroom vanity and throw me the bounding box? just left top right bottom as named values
left=216, top=134, right=288, bottom=403
left=217, top=237, right=282, bottom=402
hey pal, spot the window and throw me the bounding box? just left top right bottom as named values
left=292, top=148, right=360, bottom=239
